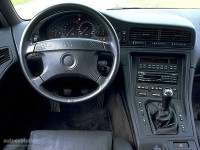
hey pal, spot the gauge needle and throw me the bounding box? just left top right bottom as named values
left=66, top=27, right=74, bottom=36
left=81, top=27, right=88, bottom=36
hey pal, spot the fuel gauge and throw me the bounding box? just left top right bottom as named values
left=49, top=27, right=62, bottom=39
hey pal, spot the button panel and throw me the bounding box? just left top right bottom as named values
left=139, top=63, right=178, bottom=71
left=136, top=84, right=178, bottom=98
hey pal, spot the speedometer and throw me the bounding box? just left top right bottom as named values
left=63, top=20, right=79, bottom=37
left=78, top=21, right=95, bottom=38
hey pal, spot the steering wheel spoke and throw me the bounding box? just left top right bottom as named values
left=34, top=38, right=106, bottom=53
left=25, top=43, right=36, bottom=55
left=96, top=75, right=107, bottom=86
left=31, top=76, right=44, bottom=88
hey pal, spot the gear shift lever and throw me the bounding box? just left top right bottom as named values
left=146, top=87, right=178, bottom=134
left=162, top=88, right=173, bottom=111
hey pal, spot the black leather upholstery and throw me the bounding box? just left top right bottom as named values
left=27, top=130, right=133, bottom=150
left=113, top=138, right=133, bottom=150
left=3, top=130, right=133, bottom=150
left=28, top=130, right=112, bottom=150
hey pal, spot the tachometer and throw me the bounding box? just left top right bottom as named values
left=78, top=21, right=95, bottom=38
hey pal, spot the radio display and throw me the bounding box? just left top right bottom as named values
left=140, top=58, right=168, bottom=63
left=169, top=59, right=178, bottom=64
left=143, top=75, right=161, bottom=80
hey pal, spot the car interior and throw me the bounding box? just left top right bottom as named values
left=0, top=0, right=200, bottom=149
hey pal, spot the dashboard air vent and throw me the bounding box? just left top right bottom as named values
left=129, top=27, right=193, bottom=49
left=0, top=48, right=10, bottom=65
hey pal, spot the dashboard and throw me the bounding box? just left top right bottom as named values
left=44, top=12, right=109, bottom=41
left=1, top=2, right=200, bottom=150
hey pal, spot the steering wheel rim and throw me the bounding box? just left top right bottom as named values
left=19, top=3, right=120, bottom=103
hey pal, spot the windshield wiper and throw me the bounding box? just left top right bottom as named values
left=107, top=7, right=141, bottom=10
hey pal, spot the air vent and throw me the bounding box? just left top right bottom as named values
left=0, top=48, right=10, bottom=65
left=129, top=27, right=193, bottom=49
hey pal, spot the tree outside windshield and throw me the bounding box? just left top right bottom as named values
left=11, top=0, right=200, bottom=19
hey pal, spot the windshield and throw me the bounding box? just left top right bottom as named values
left=11, top=0, right=200, bottom=19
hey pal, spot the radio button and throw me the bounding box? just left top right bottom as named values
left=151, top=93, right=161, bottom=97
left=138, top=92, right=147, bottom=96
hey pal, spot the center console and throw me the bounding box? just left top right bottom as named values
left=124, top=52, right=199, bottom=150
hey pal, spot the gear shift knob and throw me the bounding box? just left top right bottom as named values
left=162, top=88, right=173, bottom=111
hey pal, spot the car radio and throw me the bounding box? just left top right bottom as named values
left=137, top=71, right=178, bottom=84
left=135, top=56, right=180, bottom=98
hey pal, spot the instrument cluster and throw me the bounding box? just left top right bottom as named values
left=45, top=12, right=108, bottom=41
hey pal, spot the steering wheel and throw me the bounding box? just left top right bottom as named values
left=19, top=3, right=120, bottom=103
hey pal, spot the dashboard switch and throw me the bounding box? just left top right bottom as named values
left=174, top=142, right=189, bottom=148
left=141, top=110, right=144, bottom=116
left=143, top=118, right=146, bottom=125
left=179, top=115, right=183, bottom=121
left=153, top=145, right=161, bottom=150
left=138, top=92, right=147, bottom=96
left=138, top=101, right=142, bottom=107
